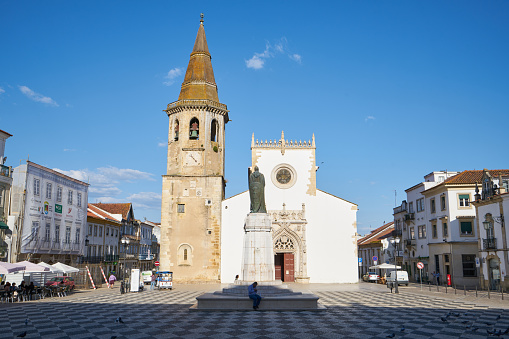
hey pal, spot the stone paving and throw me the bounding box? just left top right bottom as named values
left=2, top=282, right=509, bottom=338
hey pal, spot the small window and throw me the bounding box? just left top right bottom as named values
left=418, top=225, right=426, bottom=238
left=75, top=228, right=80, bottom=243
left=184, top=249, right=188, bottom=260
left=444, top=254, right=450, bottom=263
left=459, top=194, right=470, bottom=207
left=177, top=204, right=185, bottom=213
left=460, top=221, right=473, bottom=235
left=46, top=183, right=52, bottom=199
left=416, top=198, right=424, bottom=212
left=440, top=194, right=446, bottom=210
left=34, top=179, right=40, bottom=196
left=94, top=225, right=98, bottom=236
left=443, top=222, right=448, bottom=237
left=99, top=226, right=103, bottom=237
left=77, top=192, right=82, bottom=207
left=430, top=198, right=436, bottom=213
left=409, top=227, right=415, bottom=239
left=409, top=202, right=414, bottom=213
left=189, top=117, right=199, bottom=140
left=68, top=190, right=73, bottom=205
left=65, top=226, right=71, bottom=244
left=45, top=223, right=51, bottom=241
left=88, top=225, right=92, bottom=236
left=106, top=227, right=109, bottom=236
left=56, top=186, right=62, bottom=202
left=55, top=224, right=60, bottom=242
left=432, top=224, right=437, bottom=238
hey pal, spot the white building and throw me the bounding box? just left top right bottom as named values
left=0, top=129, right=13, bottom=261
left=397, top=171, right=458, bottom=282
left=139, top=220, right=155, bottom=271
left=472, top=169, right=509, bottom=290
left=221, top=132, right=358, bottom=284
left=358, top=222, right=394, bottom=277
left=9, top=161, right=89, bottom=265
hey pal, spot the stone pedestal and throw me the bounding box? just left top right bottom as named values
left=241, top=213, right=275, bottom=282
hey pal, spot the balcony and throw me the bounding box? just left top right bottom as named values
left=404, top=213, right=415, bottom=221
left=139, top=254, right=154, bottom=261
left=104, top=254, right=119, bottom=262
left=483, top=238, right=497, bottom=250
left=405, top=239, right=416, bottom=247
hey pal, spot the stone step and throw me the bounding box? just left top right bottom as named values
left=218, top=285, right=302, bottom=296
left=192, top=292, right=325, bottom=311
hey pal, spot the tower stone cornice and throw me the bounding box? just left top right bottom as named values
left=165, top=99, right=229, bottom=121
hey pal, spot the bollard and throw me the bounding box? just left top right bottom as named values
left=454, top=285, right=457, bottom=295
left=502, top=288, right=504, bottom=301
left=446, top=285, right=448, bottom=294
left=464, top=285, right=466, bottom=296
left=476, top=286, right=478, bottom=298
left=488, top=288, right=490, bottom=299
left=429, top=283, right=431, bottom=292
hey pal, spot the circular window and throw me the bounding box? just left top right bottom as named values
left=271, top=164, right=296, bottom=189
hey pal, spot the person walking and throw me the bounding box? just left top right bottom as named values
left=248, top=282, right=262, bottom=310
left=150, top=273, right=156, bottom=290
left=108, top=274, right=117, bottom=288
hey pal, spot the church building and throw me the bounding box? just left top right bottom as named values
left=221, top=133, right=358, bottom=283
left=160, top=17, right=358, bottom=284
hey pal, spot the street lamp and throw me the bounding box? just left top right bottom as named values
left=390, top=236, right=401, bottom=294
left=121, top=237, right=130, bottom=293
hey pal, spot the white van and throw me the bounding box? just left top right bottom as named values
left=386, top=270, right=409, bottom=286
left=141, top=271, right=153, bottom=285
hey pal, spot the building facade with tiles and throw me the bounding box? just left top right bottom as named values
left=472, top=169, right=509, bottom=290
left=221, top=132, right=358, bottom=283
left=8, top=161, right=89, bottom=265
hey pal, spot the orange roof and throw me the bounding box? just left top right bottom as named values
left=423, top=169, right=509, bottom=193
left=87, top=204, right=122, bottom=223
left=90, top=203, right=131, bottom=220
left=358, top=222, right=394, bottom=246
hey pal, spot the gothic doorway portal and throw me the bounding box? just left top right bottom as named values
left=274, top=253, right=294, bottom=282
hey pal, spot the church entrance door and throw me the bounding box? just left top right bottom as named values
left=275, top=254, right=283, bottom=280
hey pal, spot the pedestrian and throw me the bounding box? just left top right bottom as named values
left=150, top=273, right=156, bottom=290
left=108, top=274, right=117, bottom=288
left=436, top=272, right=440, bottom=285
left=248, top=282, right=262, bottom=310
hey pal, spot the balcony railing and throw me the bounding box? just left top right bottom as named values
left=139, top=254, right=154, bottom=261
left=405, top=239, right=416, bottom=247
left=483, top=238, right=497, bottom=250
left=0, top=165, right=12, bottom=178
left=104, top=254, right=119, bottom=262
left=404, top=213, right=415, bottom=221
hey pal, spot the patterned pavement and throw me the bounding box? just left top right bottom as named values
left=2, top=285, right=509, bottom=338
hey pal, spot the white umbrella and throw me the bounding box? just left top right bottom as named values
left=17, top=261, right=50, bottom=273
left=0, top=262, right=26, bottom=274
left=370, top=263, right=401, bottom=270
left=38, top=262, right=64, bottom=273
left=52, top=262, right=79, bottom=273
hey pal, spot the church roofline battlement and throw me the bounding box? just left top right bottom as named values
left=251, top=131, right=315, bottom=152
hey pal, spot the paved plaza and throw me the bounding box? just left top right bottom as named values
left=2, top=282, right=509, bottom=338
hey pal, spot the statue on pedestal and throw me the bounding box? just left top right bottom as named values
left=249, top=166, right=266, bottom=213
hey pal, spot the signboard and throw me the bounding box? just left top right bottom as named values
left=372, top=256, right=378, bottom=262
left=55, top=204, right=62, bottom=214
left=130, top=268, right=140, bottom=292
left=154, top=261, right=160, bottom=267
left=417, top=262, right=424, bottom=270
left=475, top=257, right=480, bottom=268
left=358, top=258, right=362, bottom=266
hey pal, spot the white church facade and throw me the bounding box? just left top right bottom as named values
left=221, top=132, right=358, bottom=284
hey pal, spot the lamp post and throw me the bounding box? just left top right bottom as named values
left=121, top=237, right=130, bottom=293
left=390, top=236, right=401, bottom=294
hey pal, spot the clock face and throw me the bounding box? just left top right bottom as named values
left=184, top=151, right=201, bottom=166
left=276, top=168, right=291, bottom=184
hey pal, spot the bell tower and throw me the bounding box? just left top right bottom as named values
left=160, top=15, right=229, bottom=282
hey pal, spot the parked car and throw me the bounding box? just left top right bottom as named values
left=45, top=276, right=75, bottom=290
left=386, top=270, right=409, bottom=286
left=362, top=272, right=379, bottom=282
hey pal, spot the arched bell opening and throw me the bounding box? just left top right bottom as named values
left=189, top=117, right=199, bottom=140
left=174, top=119, right=179, bottom=141
left=210, top=119, right=218, bottom=142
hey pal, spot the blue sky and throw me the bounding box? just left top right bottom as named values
left=1, top=1, right=508, bottom=235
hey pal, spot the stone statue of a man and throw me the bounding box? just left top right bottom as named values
left=249, top=166, right=267, bottom=213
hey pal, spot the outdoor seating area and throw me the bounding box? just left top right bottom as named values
left=0, top=261, right=79, bottom=303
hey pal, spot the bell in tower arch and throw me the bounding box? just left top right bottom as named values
left=189, top=118, right=199, bottom=140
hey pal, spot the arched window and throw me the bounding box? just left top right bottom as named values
left=178, top=243, right=193, bottom=266
left=189, top=118, right=199, bottom=140
left=174, top=119, right=179, bottom=141
left=210, top=119, right=218, bottom=142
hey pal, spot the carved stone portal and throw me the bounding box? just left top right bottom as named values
left=268, top=203, right=309, bottom=283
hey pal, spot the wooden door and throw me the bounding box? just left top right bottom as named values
left=275, top=254, right=283, bottom=280
left=283, top=253, right=295, bottom=282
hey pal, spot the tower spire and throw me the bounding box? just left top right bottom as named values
left=178, top=14, right=218, bottom=101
